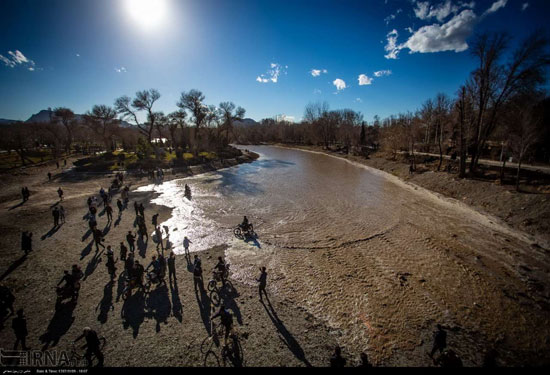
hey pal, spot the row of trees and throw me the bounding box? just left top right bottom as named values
left=234, top=31, right=550, bottom=188
left=0, top=89, right=247, bottom=166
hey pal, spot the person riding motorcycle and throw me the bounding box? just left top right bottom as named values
left=240, top=216, right=249, bottom=231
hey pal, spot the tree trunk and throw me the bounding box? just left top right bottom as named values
left=437, top=123, right=443, bottom=171
left=500, top=158, right=507, bottom=184
left=516, top=158, right=522, bottom=192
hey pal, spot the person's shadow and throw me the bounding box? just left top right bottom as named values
left=39, top=299, right=77, bottom=350
left=261, top=295, right=312, bottom=367
left=8, top=201, right=26, bottom=210
left=145, top=283, right=171, bottom=332
left=244, top=234, right=261, bottom=249
left=41, top=224, right=61, bottom=240
left=194, top=278, right=212, bottom=335
left=82, top=249, right=104, bottom=280
left=96, top=280, right=114, bottom=324
left=170, top=281, right=183, bottom=322
left=121, top=290, right=146, bottom=338
left=80, top=241, right=93, bottom=260
left=0, top=255, right=28, bottom=282
left=219, top=284, right=242, bottom=325
left=114, top=215, right=122, bottom=227
left=137, top=236, right=148, bottom=258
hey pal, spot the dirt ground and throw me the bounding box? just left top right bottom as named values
left=0, top=152, right=353, bottom=367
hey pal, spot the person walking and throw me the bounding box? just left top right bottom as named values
left=93, top=228, right=105, bottom=251
left=106, top=246, right=117, bottom=280
left=133, top=201, right=139, bottom=217
left=183, top=236, right=192, bottom=255
left=57, top=187, right=64, bottom=201
left=105, top=204, right=113, bottom=222
left=119, top=242, right=128, bottom=261
left=138, top=203, right=145, bottom=218
left=116, top=199, right=123, bottom=215
left=47, top=172, right=52, bottom=181
left=52, top=207, right=60, bottom=227
left=257, top=267, right=268, bottom=301
left=152, top=213, right=159, bottom=227
left=21, top=231, right=33, bottom=255
left=12, top=309, right=29, bottom=350
left=126, top=231, right=136, bottom=252
left=74, top=327, right=104, bottom=367
left=21, top=187, right=26, bottom=202
left=59, top=205, right=66, bottom=223
left=168, top=251, right=177, bottom=284
left=23, top=187, right=30, bottom=201
left=155, top=226, right=164, bottom=251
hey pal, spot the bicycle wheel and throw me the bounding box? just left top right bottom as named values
left=200, top=336, right=213, bottom=355
left=203, top=350, right=220, bottom=367
left=233, top=228, right=241, bottom=237
left=210, top=290, right=221, bottom=307
left=98, top=337, right=107, bottom=351
left=207, top=279, right=216, bottom=292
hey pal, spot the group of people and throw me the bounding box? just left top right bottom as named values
left=147, top=168, right=164, bottom=181
left=52, top=205, right=65, bottom=227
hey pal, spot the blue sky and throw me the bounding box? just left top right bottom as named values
left=1, top=0, right=549, bottom=123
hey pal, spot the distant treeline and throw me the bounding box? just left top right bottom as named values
left=234, top=31, right=550, bottom=181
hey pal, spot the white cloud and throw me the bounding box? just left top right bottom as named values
left=115, top=66, right=127, bottom=73
left=521, top=2, right=529, bottom=11
left=414, top=0, right=475, bottom=22
left=76, top=53, right=80, bottom=57
left=256, top=62, right=285, bottom=83
left=405, top=27, right=414, bottom=33
left=0, top=50, right=36, bottom=70
left=310, top=68, right=327, bottom=77
left=333, top=78, right=346, bottom=90
left=374, top=70, right=392, bottom=77
left=384, top=29, right=400, bottom=59
left=384, top=14, right=396, bottom=25
left=399, top=9, right=478, bottom=56
left=484, top=0, right=507, bottom=15
left=355, top=98, right=362, bottom=103
left=358, top=74, right=373, bottom=85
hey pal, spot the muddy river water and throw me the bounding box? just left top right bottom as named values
left=137, top=145, right=550, bottom=366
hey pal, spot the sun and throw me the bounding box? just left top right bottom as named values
left=124, top=0, right=168, bottom=31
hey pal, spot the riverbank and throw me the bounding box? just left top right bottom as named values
left=273, top=144, right=550, bottom=250
left=0, top=149, right=352, bottom=367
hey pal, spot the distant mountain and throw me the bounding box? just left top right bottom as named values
left=234, top=118, right=258, bottom=127
left=23, top=109, right=133, bottom=127
left=0, top=118, right=23, bottom=125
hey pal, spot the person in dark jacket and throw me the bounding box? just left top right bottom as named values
left=257, top=267, right=268, bottom=301
left=12, top=309, right=29, bottom=350
left=74, top=327, right=104, bottom=367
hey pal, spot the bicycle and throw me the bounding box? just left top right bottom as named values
left=66, top=336, right=107, bottom=367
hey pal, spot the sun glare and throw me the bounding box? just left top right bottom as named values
left=124, top=0, right=168, bottom=31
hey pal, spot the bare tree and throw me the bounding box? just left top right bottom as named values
left=85, top=105, right=120, bottom=151
left=168, top=110, right=187, bottom=157
left=53, top=107, right=77, bottom=153
left=114, top=89, right=161, bottom=145
left=467, top=31, right=550, bottom=175
left=219, top=101, right=246, bottom=146
left=177, top=90, right=207, bottom=149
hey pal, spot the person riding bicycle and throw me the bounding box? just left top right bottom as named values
left=74, top=327, right=104, bottom=367
left=129, top=260, right=144, bottom=287
left=213, top=257, right=227, bottom=286
left=146, top=256, right=163, bottom=283
left=211, top=304, right=234, bottom=346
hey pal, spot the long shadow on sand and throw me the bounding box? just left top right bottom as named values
left=0, top=255, right=28, bottom=282
left=260, top=295, right=312, bottom=367
left=121, top=290, right=146, bottom=338
left=39, top=299, right=77, bottom=350
left=8, top=200, right=26, bottom=211
left=194, top=277, right=212, bottom=335
left=137, top=236, right=148, bottom=258
left=82, top=249, right=104, bottom=281
left=80, top=241, right=93, bottom=260
left=219, top=284, right=242, bottom=325
left=41, top=224, right=62, bottom=240
left=169, top=281, right=183, bottom=322
left=96, top=280, right=114, bottom=324
left=145, top=284, right=171, bottom=332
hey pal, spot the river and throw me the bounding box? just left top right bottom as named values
left=137, top=145, right=550, bottom=366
